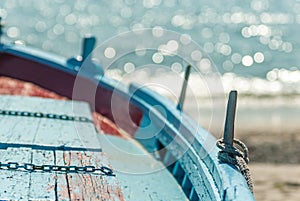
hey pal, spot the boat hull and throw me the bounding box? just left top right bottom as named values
left=0, top=43, right=255, bottom=200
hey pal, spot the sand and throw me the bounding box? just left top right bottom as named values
left=250, top=163, right=300, bottom=201
left=237, top=129, right=300, bottom=200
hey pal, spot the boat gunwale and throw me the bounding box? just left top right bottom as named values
left=0, top=43, right=255, bottom=201
left=129, top=83, right=255, bottom=200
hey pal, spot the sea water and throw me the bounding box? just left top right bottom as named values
left=1, top=0, right=300, bottom=137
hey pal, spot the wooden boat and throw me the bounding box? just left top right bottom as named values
left=0, top=32, right=255, bottom=200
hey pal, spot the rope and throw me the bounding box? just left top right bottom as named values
left=216, top=138, right=254, bottom=193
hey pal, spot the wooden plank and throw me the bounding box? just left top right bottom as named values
left=0, top=95, right=123, bottom=200
left=1, top=116, right=41, bottom=145
left=55, top=150, right=71, bottom=201
left=82, top=151, right=124, bottom=201
left=0, top=148, right=31, bottom=200
left=63, top=150, right=124, bottom=201
left=0, top=95, right=101, bottom=149
left=99, top=135, right=188, bottom=201
left=0, top=97, right=41, bottom=144
left=0, top=96, right=40, bottom=200
left=28, top=150, right=56, bottom=200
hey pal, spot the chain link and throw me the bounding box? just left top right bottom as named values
left=0, top=162, right=115, bottom=176
left=0, top=111, right=113, bottom=176
left=0, top=109, right=93, bottom=123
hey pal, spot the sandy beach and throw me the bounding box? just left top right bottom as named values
left=250, top=164, right=300, bottom=201
left=238, top=128, right=300, bottom=200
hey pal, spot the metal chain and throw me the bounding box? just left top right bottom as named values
left=0, top=162, right=115, bottom=176
left=0, top=110, right=113, bottom=175
left=0, top=109, right=93, bottom=123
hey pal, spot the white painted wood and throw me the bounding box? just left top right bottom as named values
left=99, top=135, right=188, bottom=201
left=0, top=95, right=101, bottom=149
left=0, top=148, right=31, bottom=200
left=63, top=150, right=123, bottom=201
left=0, top=95, right=123, bottom=200
left=55, top=150, right=71, bottom=201
left=28, top=150, right=56, bottom=200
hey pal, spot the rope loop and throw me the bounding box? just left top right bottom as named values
left=216, top=138, right=254, bottom=193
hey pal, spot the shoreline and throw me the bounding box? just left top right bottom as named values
left=237, top=129, right=300, bottom=164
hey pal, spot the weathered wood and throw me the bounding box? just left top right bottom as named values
left=0, top=95, right=123, bottom=200
left=63, top=150, right=123, bottom=201
left=28, top=150, right=56, bottom=200
left=55, top=150, right=72, bottom=201
left=0, top=148, right=31, bottom=200
left=72, top=151, right=99, bottom=200
left=0, top=96, right=39, bottom=200
left=99, top=135, right=188, bottom=201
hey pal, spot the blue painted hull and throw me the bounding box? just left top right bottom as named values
left=0, top=42, right=255, bottom=200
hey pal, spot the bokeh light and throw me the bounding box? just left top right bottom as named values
left=104, top=47, right=116, bottom=59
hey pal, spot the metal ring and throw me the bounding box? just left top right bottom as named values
left=9, top=111, right=17, bottom=115
left=51, top=165, right=61, bottom=171
left=33, top=165, right=43, bottom=171
left=84, top=166, right=95, bottom=172
left=46, top=114, right=56, bottom=119
left=4, top=110, right=10, bottom=115
left=24, top=163, right=34, bottom=171
left=34, top=112, right=44, bottom=117
left=67, top=166, right=77, bottom=172
left=20, top=111, right=30, bottom=116
left=79, top=117, right=91, bottom=122
left=59, top=115, right=69, bottom=120
left=41, top=165, right=53, bottom=172
left=59, top=166, right=68, bottom=172
left=28, top=112, right=35, bottom=117
left=67, top=116, right=75, bottom=121
left=16, top=111, right=23, bottom=116
left=76, top=166, right=86, bottom=172
left=7, top=162, right=19, bottom=170
left=100, top=166, right=115, bottom=176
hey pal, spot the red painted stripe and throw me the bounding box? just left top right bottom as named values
left=0, top=76, right=124, bottom=137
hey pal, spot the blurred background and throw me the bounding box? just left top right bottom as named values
left=1, top=0, right=300, bottom=200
